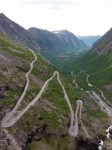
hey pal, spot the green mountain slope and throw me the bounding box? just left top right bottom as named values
left=0, top=32, right=78, bottom=149
left=92, top=27, right=112, bottom=54
left=71, top=52, right=112, bottom=101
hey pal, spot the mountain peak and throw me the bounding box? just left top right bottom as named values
left=0, top=13, right=5, bottom=16
left=0, top=13, right=7, bottom=19
left=0, top=13, right=11, bottom=22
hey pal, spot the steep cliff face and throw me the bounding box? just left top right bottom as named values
left=0, top=13, right=43, bottom=51
left=91, top=28, right=112, bottom=55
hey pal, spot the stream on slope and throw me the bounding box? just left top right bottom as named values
left=71, top=70, right=112, bottom=150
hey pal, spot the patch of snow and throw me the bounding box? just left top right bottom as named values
left=53, top=31, right=59, bottom=34
left=10, top=24, right=14, bottom=28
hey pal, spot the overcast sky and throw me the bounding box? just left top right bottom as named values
left=0, top=0, right=112, bottom=35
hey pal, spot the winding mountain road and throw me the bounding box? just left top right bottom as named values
left=1, top=50, right=75, bottom=129
left=78, top=100, right=90, bottom=138
left=1, top=49, right=89, bottom=140
left=71, top=72, right=90, bottom=137
left=1, top=49, right=37, bottom=127
left=2, top=70, right=85, bottom=139
left=68, top=99, right=90, bottom=138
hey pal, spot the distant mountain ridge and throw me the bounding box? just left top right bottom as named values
left=28, top=28, right=89, bottom=58
left=77, top=35, right=101, bottom=46
left=28, top=27, right=66, bottom=54
left=52, top=30, right=88, bottom=50
left=0, top=13, right=88, bottom=64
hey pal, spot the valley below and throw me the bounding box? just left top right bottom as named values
left=71, top=70, right=112, bottom=150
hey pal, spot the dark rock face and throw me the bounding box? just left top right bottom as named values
left=0, top=102, right=3, bottom=108
left=27, top=125, right=46, bottom=144
left=16, top=123, right=99, bottom=150
left=109, top=128, right=112, bottom=139
left=109, top=128, right=112, bottom=134
left=76, top=138, right=98, bottom=150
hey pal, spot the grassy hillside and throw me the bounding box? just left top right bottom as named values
left=71, top=51, right=112, bottom=102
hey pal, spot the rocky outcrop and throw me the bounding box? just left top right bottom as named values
left=0, top=127, right=21, bottom=150
left=76, top=137, right=98, bottom=150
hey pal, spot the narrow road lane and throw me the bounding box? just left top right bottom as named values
left=1, top=71, right=75, bottom=129
left=1, top=49, right=37, bottom=127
